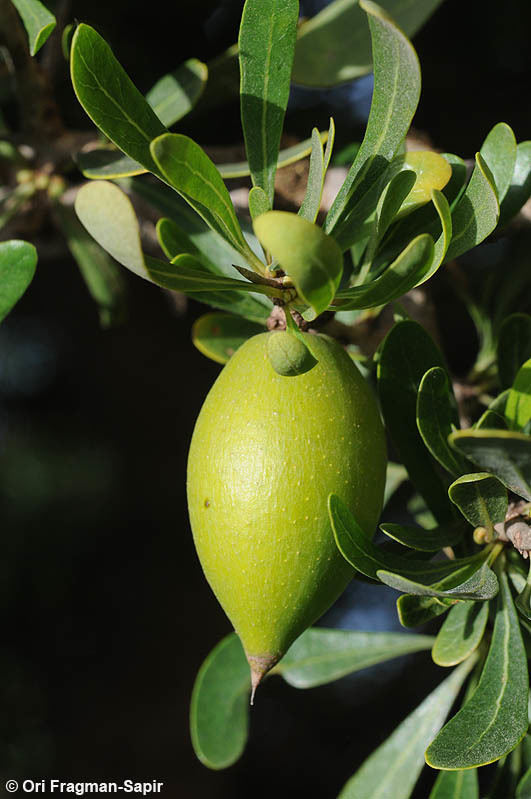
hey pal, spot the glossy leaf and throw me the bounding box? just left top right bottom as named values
left=146, top=58, right=207, bottom=127
left=325, top=0, right=421, bottom=242
left=506, top=357, right=531, bottom=431
left=54, top=201, right=126, bottom=327
left=416, top=366, right=467, bottom=477
left=150, top=134, right=260, bottom=267
left=335, top=234, right=434, bottom=310
left=378, top=320, right=454, bottom=523
left=480, top=122, right=517, bottom=203
left=238, top=0, right=298, bottom=206
left=497, top=313, right=531, bottom=390
left=444, top=153, right=499, bottom=262
left=426, top=571, right=528, bottom=769
left=378, top=560, right=499, bottom=602
left=379, top=521, right=464, bottom=552
left=292, top=0, right=444, bottom=87
left=0, top=240, right=37, bottom=323
left=190, top=633, right=250, bottom=769
left=192, top=313, right=265, bottom=364
left=254, top=211, right=343, bottom=319
left=329, top=494, right=488, bottom=586
left=448, top=473, right=508, bottom=534
left=11, top=0, right=55, bottom=56
left=397, top=594, right=453, bottom=628
left=70, top=25, right=166, bottom=176
left=432, top=600, right=489, bottom=667
left=449, top=429, right=531, bottom=502
left=338, top=657, right=477, bottom=799
left=275, top=628, right=434, bottom=688
left=499, top=140, right=531, bottom=227
left=429, top=768, right=479, bottom=799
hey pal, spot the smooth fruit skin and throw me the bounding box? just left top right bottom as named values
left=187, top=332, right=386, bottom=687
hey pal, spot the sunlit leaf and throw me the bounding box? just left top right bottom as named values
left=11, top=0, right=55, bottom=55
left=480, top=122, right=517, bottom=203
left=146, top=58, right=207, bottom=127
left=238, top=0, right=298, bottom=206
left=254, top=211, right=343, bottom=319
left=71, top=25, right=166, bottom=176
left=192, top=313, right=265, bottom=365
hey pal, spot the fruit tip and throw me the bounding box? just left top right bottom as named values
left=246, top=652, right=280, bottom=706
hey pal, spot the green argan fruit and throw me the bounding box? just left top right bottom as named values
left=187, top=332, right=386, bottom=697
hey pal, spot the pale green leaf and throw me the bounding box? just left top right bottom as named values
left=0, top=239, right=37, bottom=323
left=448, top=472, right=508, bottom=534
left=480, top=122, right=517, bottom=203
left=146, top=58, right=207, bottom=127
left=429, top=768, right=479, bottom=799
left=338, top=657, right=477, bottom=799
left=254, top=211, right=343, bottom=319
left=11, top=0, right=55, bottom=56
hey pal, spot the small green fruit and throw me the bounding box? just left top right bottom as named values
left=187, top=332, right=386, bottom=695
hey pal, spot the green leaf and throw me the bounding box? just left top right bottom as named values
left=415, top=189, right=452, bottom=285
left=190, top=633, right=250, bottom=770
left=329, top=494, right=488, bottom=586
left=238, top=0, right=298, bottom=207
left=378, top=320, right=454, bottom=523
left=248, top=187, right=270, bottom=221
left=54, top=201, right=127, bottom=328
left=75, top=182, right=277, bottom=299
left=61, top=22, right=74, bottom=60
left=429, top=768, right=479, bottom=799
left=361, top=169, right=417, bottom=265
left=70, top=25, right=166, bottom=176
left=0, top=240, right=37, bottom=323
left=145, top=58, right=207, bottom=127
left=292, top=0, right=443, bottom=87
left=444, top=153, right=499, bottom=262
left=192, top=313, right=265, bottom=365
left=150, top=133, right=261, bottom=269
left=426, top=571, right=528, bottom=769
left=156, top=217, right=203, bottom=261
left=253, top=211, right=343, bottom=319
left=76, top=150, right=146, bottom=180
left=499, top=140, right=531, bottom=227
left=299, top=127, right=326, bottom=223
left=517, top=765, right=531, bottom=798
left=275, top=628, right=434, bottom=688
left=218, top=133, right=329, bottom=179
left=449, top=429, right=531, bottom=502
left=398, top=152, right=452, bottom=216
left=480, top=122, right=517, bottom=204
left=448, top=473, right=508, bottom=534
left=506, top=357, right=531, bottom=432
left=378, top=560, right=499, bottom=602
left=397, top=594, right=453, bottom=628
left=416, top=366, right=468, bottom=477
left=335, top=234, right=434, bottom=310
left=379, top=521, right=465, bottom=552
left=475, top=409, right=508, bottom=431
left=337, top=656, right=477, bottom=799
left=497, top=313, right=531, bottom=390
left=432, top=601, right=489, bottom=667
left=325, top=0, right=421, bottom=240
left=11, top=0, right=56, bottom=56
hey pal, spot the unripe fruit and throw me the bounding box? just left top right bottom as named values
left=187, top=332, right=386, bottom=695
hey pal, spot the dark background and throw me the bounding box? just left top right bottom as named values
left=1, top=1, right=531, bottom=796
